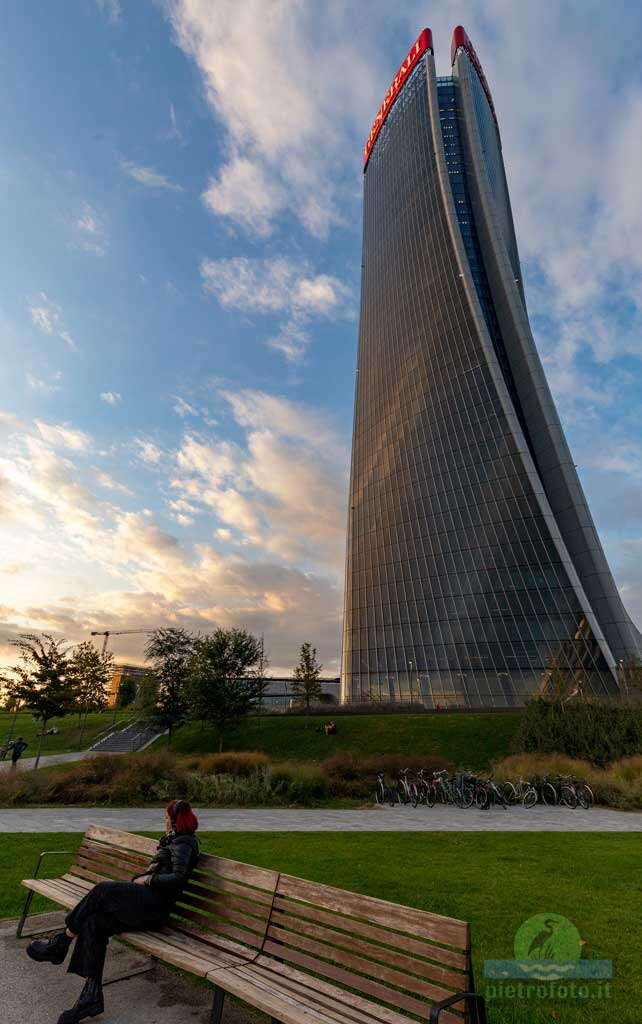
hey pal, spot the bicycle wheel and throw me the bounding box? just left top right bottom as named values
left=475, top=786, right=490, bottom=810
left=375, top=782, right=385, bottom=805
left=541, top=782, right=558, bottom=806
left=503, top=782, right=518, bottom=805
left=396, top=782, right=407, bottom=806
left=458, top=785, right=474, bottom=809
left=426, top=785, right=436, bottom=808
left=576, top=784, right=593, bottom=810
left=408, top=783, right=419, bottom=809
left=522, top=786, right=537, bottom=809
left=560, top=785, right=577, bottom=809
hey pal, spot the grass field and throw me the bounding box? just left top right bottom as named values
left=2, top=831, right=638, bottom=1022
left=160, top=712, right=520, bottom=770
left=0, top=711, right=133, bottom=759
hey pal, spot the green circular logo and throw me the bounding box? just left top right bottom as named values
left=514, top=914, right=582, bottom=962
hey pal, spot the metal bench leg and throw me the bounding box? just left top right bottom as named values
left=103, top=954, right=158, bottom=987
left=428, top=991, right=486, bottom=1023
left=16, top=889, right=36, bottom=939
left=210, top=985, right=225, bottom=1024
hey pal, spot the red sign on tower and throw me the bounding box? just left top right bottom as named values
left=363, top=28, right=433, bottom=171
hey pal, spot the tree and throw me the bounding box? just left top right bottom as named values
left=254, top=635, right=271, bottom=718
left=144, top=628, right=195, bottom=743
left=619, top=656, right=642, bottom=704
left=68, top=641, right=113, bottom=745
left=188, top=628, right=263, bottom=751
left=117, top=675, right=138, bottom=708
left=291, top=642, right=323, bottom=708
left=7, top=633, right=75, bottom=768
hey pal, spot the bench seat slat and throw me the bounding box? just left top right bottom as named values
left=270, top=909, right=466, bottom=989
left=206, top=965, right=356, bottom=1024
left=261, top=940, right=465, bottom=1021
left=233, top=959, right=425, bottom=1024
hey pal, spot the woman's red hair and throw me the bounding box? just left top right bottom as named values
left=166, top=799, right=199, bottom=835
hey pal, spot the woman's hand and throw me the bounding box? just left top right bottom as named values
left=133, top=875, right=151, bottom=886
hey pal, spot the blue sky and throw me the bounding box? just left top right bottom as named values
left=1, top=0, right=642, bottom=674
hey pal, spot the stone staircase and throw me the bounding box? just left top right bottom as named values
left=90, top=720, right=165, bottom=754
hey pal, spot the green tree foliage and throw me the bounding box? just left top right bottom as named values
left=6, top=633, right=75, bottom=768
left=291, top=642, right=323, bottom=708
left=516, top=697, right=642, bottom=767
left=68, top=641, right=113, bottom=744
left=144, top=628, right=195, bottom=742
left=188, top=628, right=263, bottom=751
left=117, top=675, right=138, bottom=708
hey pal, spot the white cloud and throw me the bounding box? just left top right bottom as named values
left=75, top=202, right=108, bottom=255
left=29, top=294, right=77, bottom=351
left=172, top=396, right=197, bottom=417
left=200, top=256, right=351, bottom=361
left=96, top=0, right=121, bottom=23
left=171, top=388, right=347, bottom=567
left=93, top=468, right=133, bottom=495
left=166, top=0, right=378, bottom=238
left=26, top=371, right=63, bottom=394
left=122, top=161, right=183, bottom=191
left=134, top=438, right=164, bottom=465
left=167, top=103, right=182, bottom=142
left=35, top=421, right=91, bottom=452
left=202, top=156, right=286, bottom=237
left=100, top=391, right=122, bottom=406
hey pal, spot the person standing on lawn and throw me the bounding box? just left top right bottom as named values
left=10, top=736, right=28, bottom=767
left=26, top=799, right=200, bottom=1024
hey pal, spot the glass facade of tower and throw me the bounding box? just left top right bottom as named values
left=340, top=29, right=639, bottom=706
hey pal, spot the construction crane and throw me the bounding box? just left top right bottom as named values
left=90, top=629, right=156, bottom=656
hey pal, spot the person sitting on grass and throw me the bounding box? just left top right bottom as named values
left=26, top=799, right=200, bottom=1024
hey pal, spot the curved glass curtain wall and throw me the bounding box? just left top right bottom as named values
left=341, top=56, right=616, bottom=706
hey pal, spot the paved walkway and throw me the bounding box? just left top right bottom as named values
left=0, top=750, right=92, bottom=773
left=4, top=912, right=257, bottom=1024
left=1, top=805, right=640, bottom=831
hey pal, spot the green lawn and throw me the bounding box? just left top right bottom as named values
left=160, top=712, right=519, bottom=770
left=3, top=832, right=638, bottom=1022
left=0, top=711, right=133, bottom=759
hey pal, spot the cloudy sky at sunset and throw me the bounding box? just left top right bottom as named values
left=2, top=1, right=642, bottom=674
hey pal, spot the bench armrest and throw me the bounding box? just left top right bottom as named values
left=428, top=990, right=486, bottom=1024
left=27, top=850, right=76, bottom=881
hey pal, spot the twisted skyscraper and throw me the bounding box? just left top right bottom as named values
left=341, top=27, right=642, bottom=707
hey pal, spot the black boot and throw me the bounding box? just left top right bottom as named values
left=26, top=931, right=72, bottom=964
left=57, top=978, right=104, bottom=1023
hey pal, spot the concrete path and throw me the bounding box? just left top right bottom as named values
left=0, top=750, right=91, bottom=773
left=4, top=912, right=258, bottom=1024
left=1, top=804, right=640, bottom=832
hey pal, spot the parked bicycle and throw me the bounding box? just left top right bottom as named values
left=503, top=777, right=538, bottom=809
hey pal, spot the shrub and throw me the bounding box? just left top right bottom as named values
left=321, top=753, right=453, bottom=798
left=270, top=762, right=330, bottom=803
left=516, top=699, right=642, bottom=767
left=189, top=752, right=269, bottom=777
left=492, top=753, right=642, bottom=810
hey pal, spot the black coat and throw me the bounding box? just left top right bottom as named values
left=134, top=832, right=200, bottom=895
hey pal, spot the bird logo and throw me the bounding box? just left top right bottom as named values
left=514, top=913, right=582, bottom=967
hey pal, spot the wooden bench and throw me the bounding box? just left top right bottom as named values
left=19, top=825, right=486, bottom=1024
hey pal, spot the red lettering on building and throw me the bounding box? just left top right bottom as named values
left=363, top=28, right=433, bottom=171
left=450, top=25, right=498, bottom=128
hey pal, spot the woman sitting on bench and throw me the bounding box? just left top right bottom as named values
left=26, top=799, right=200, bottom=1024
